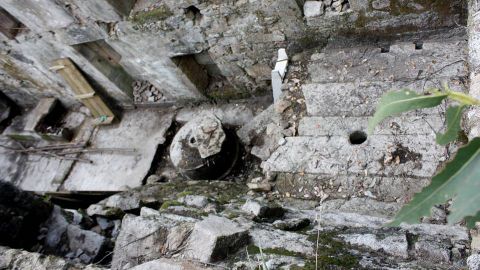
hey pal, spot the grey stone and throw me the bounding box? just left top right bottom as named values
left=250, top=227, right=314, bottom=255
left=468, top=254, right=480, bottom=270
left=414, top=240, right=451, bottom=263
left=178, top=195, right=209, bottom=208
left=0, top=246, right=105, bottom=270
left=372, top=0, right=390, bottom=10
left=43, top=206, right=106, bottom=264
left=66, top=225, right=106, bottom=264
left=184, top=215, right=249, bottom=263
left=241, top=199, right=285, bottom=219
left=112, top=213, right=197, bottom=269
left=304, top=1, right=325, bottom=17
left=341, top=233, right=408, bottom=259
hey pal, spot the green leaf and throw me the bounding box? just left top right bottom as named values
left=465, top=211, right=480, bottom=229
left=435, top=105, right=466, bottom=145
left=389, top=138, right=480, bottom=227
left=368, top=90, right=448, bottom=134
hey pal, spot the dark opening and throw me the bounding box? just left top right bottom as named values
left=349, top=130, right=367, bottom=145
left=0, top=7, right=27, bottom=39
left=380, top=46, right=390, bottom=53
left=72, top=40, right=134, bottom=98
left=415, top=42, right=423, bottom=50
left=185, top=5, right=202, bottom=24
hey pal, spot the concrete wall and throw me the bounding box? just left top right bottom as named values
left=0, top=0, right=468, bottom=110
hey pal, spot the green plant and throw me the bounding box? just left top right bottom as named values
left=368, top=85, right=480, bottom=227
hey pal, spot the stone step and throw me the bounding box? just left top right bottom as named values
left=298, top=115, right=444, bottom=137
left=307, top=39, right=467, bottom=84
left=262, top=135, right=446, bottom=179
left=302, top=80, right=465, bottom=117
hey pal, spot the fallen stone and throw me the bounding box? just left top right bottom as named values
left=241, top=199, right=285, bottom=220
left=184, top=215, right=249, bottom=263
left=112, top=213, right=197, bottom=269
left=273, top=218, right=310, bottom=231
left=178, top=195, right=209, bottom=209
left=304, top=1, right=325, bottom=17
left=66, top=225, right=107, bottom=264
left=43, top=206, right=106, bottom=264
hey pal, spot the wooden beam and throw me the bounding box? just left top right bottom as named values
left=52, top=58, right=115, bottom=125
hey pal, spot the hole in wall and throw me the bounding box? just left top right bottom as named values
left=349, top=130, right=368, bottom=145
left=172, top=51, right=227, bottom=96
left=380, top=46, right=390, bottom=53
left=0, top=7, right=28, bottom=39
left=185, top=5, right=202, bottom=24
left=415, top=42, right=423, bottom=50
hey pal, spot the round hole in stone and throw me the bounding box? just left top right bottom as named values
left=349, top=131, right=367, bottom=145
left=190, top=137, right=196, bottom=144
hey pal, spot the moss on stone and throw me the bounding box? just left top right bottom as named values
left=159, top=200, right=182, bottom=210
left=246, top=245, right=300, bottom=257
left=304, top=231, right=360, bottom=269
left=131, top=5, right=173, bottom=25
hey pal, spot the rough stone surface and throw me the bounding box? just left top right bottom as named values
left=184, top=215, right=249, bottom=263
left=112, top=212, right=197, bottom=270
left=468, top=254, right=480, bottom=270
left=304, top=1, right=325, bottom=18
left=241, top=199, right=285, bottom=219
left=178, top=195, right=209, bottom=209
left=0, top=246, right=105, bottom=270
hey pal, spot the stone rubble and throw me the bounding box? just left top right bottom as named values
left=132, top=80, right=167, bottom=104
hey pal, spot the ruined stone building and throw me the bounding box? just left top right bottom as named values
left=1, top=0, right=480, bottom=269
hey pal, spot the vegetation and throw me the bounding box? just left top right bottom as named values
left=368, top=85, right=480, bottom=227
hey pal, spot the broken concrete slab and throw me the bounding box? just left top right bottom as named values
left=184, top=215, right=249, bottom=263
left=63, top=109, right=174, bottom=191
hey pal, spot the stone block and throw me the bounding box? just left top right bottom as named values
left=304, top=1, right=325, bottom=17
left=184, top=215, right=249, bottom=263
left=112, top=213, right=197, bottom=269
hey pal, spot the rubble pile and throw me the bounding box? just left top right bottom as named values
left=132, top=81, right=166, bottom=104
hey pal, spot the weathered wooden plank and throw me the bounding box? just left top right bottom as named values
left=52, top=58, right=115, bottom=125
